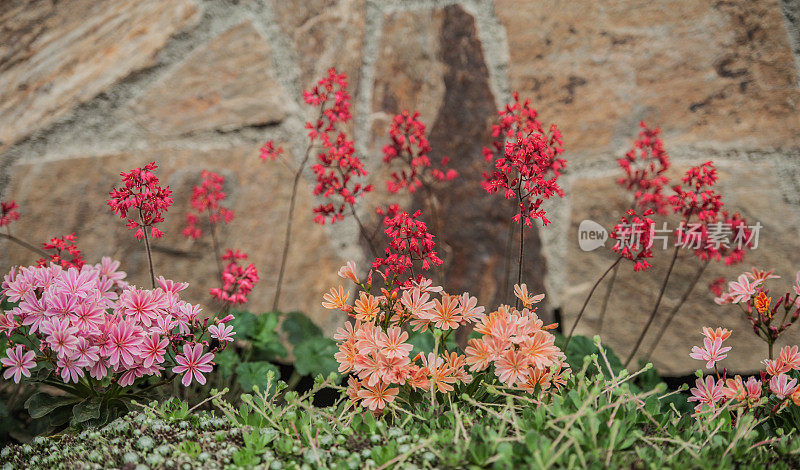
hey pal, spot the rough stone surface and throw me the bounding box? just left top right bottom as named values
left=3, top=147, right=348, bottom=334
left=271, top=0, right=366, bottom=91
left=131, top=21, right=287, bottom=135
left=562, top=159, right=800, bottom=374
left=496, top=0, right=800, bottom=155
left=0, top=0, right=200, bottom=148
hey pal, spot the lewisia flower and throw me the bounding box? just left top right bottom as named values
left=173, top=343, right=215, bottom=386
left=107, top=162, right=173, bottom=240
left=727, top=274, right=761, bottom=304
left=689, top=336, right=731, bottom=369
left=209, top=323, right=235, bottom=342
left=769, top=373, right=798, bottom=399
left=688, top=375, right=725, bottom=412
left=514, top=283, right=545, bottom=309
left=701, top=327, right=731, bottom=343
left=0, top=261, right=231, bottom=392
left=1, top=345, right=35, bottom=383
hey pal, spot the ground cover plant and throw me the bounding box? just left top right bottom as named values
left=0, top=68, right=799, bottom=468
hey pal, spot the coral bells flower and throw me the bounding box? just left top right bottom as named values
left=259, top=140, right=284, bottom=162
left=610, top=209, right=655, bottom=271
left=482, top=93, right=566, bottom=226
left=107, top=162, right=173, bottom=240
left=303, top=68, right=352, bottom=133
left=769, top=373, right=798, bottom=399
left=173, top=343, right=215, bottom=386
left=0, top=200, right=20, bottom=227
left=209, top=249, right=259, bottom=305
left=183, top=170, right=234, bottom=240
left=1, top=345, right=35, bottom=383
left=617, top=122, right=671, bottom=215
left=669, top=162, right=722, bottom=222
left=372, top=207, right=443, bottom=282
left=311, top=132, right=373, bottom=224
left=38, top=233, right=85, bottom=269
left=383, top=110, right=457, bottom=194
left=688, top=375, right=725, bottom=412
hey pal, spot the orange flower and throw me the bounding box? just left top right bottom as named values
left=701, top=326, right=731, bottom=343
left=778, top=345, right=800, bottom=371
left=722, top=375, right=746, bottom=401
left=520, top=330, right=560, bottom=370
left=514, top=283, right=545, bottom=308
left=792, top=386, right=800, bottom=407
left=427, top=294, right=463, bottom=330
left=465, top=338, right=491, bottom=372
left=495, top=348, right=530, bottom=385
left=755, top=292, right=771, bottom=315
left=357, top=382, right=398, bottom=411
left=334, top=340, right=358, bottom=373
left=322, top=285, right=350, bottom=310
left=354, top=292, right=380, bottom=322
left=337, top=261, right=359, bottom=283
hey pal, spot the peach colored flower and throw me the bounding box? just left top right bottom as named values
left=346, top=376, right=361, bottom=402
left=322, top=285, right=350, bottom=310
left=778, top=345, right=800, bottom=371
left=514, top=283, right=545, bottom=308
left=465, top=338, right=491, bottom=372
left=520, top=330, right=559, bottom=369
left=792, top=386, right=800, bottom=407
left=722, top=375, right=746, bottom=401
left=458, top=293, right=485, bottom=323
left=701, top=326, right=731, bottom=343
left=335, top=340, right=358, bottom=373
left=754, top=292, right=771, bottom=315
left=379, top=326, right=412, bottom=359
left=426, top=294, right=463, bottom=330
left=763, top=358, right=790, bottom=376
left=353, top=292, right=380, bottom=322
left=495, top=349, right=530, bottom=385
left=337, top=261, right=358, bottom=283
left=357, top=382, right=399, bottom=411
left=744, top=376, right=762, bottom=400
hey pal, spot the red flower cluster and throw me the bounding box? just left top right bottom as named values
left=37, top=233, right=84, bottom=269
left=481, top=93, right=566, bottom=226
left=311, top=132, right=373, bottom=224
left=372, top=205, right=442, bottom=283
left=183, top=170, right=234, bottom=240
left=0, top=201, right=19, bottom=227
left=259, top=140, right=284, bottom=162
left=303, top=68, right=352, bottom=137
left=669, top=161, right=722, bottom=222
left=617, top=122, right=671, bottom=215
left=209, top=249, right=259, bottom=305
left=610, top=209, right=656, bottom=271
left=107, top=162, right=173, bottom=240
left=383, top=110, right=457, bottom=194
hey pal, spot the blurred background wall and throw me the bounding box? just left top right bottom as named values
left=1, top=0, right=799, bottom=375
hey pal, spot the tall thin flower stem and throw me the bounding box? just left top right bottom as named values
left=273, top=140, right=313, bottom=312
left=642, top=260, right=709, bottom=361
left=501, top=217, right=515, bottom=305
left=139, top=208, right=156, bottom=289
left=348, top=204, right=378, bottom=257
left=624, top=244, right=680, bottom=367
left=515, top=183, right=525, bottom=310
left=596, top=263, right=619, bottom=334
left=565, top=257, right=622, bottom=350
left=207, top=209, right=224, bottom=284
left=0, top=231, right=48, bottom=258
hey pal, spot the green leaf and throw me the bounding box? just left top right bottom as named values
left=214, top=349, right=241, bottom=379
left=281, top=312, right=322, bottom=345
left=292, top=337, right=339, bottom=378
left=73, top=396, right=102, bottom=423
left=236, top=362, right=280, bottom=393
left=24, top=393, right=82, bottom=419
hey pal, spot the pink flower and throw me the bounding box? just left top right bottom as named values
left=337, top=261, right=358, bottom=283
left=140, top=333, right=169, bottom=368
left=495, top=349, right=530, bottom=385
left=156, top=276, right=188, bottom=294
left=744, top=376, right=762, bottom=400
left=209, top=323, right=235, bottom=343
left=689, top=336, right=731, bottom=369
left=72, top=337, right=100, bottom=367
left=769, top=373, right=798, bottom=399
left=777, top=345, right=800, bottom=371
left=1, top=346, right=35, bottom=383
left=173, top=343, right=214, bottom=386
left=44, top=318, right=80, bottom=358
left=104, top=319, right=143, bottom=367
left=378, top=326, right=412, bottom=359
left=116, top=288, right=165, bottom=328
left=57, top=354, right=85, bottom=383
left=727, top=274, right=760, bottom=304
left=688, top=375, right=725, bottom=412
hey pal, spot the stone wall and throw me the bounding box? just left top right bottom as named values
left=1, top=0, right=799, bottom=374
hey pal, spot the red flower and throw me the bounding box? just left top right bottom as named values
left=610, top=209, right=655, bottom=271
left=617, top=122, right=671, bottom=215
left=372, top=206, right=442, bottom=284
left=383, top=110, right=457, bottom=194
left=210, top=250, right=259, bottom=305
left=481, top=93, right=566, bottom=226
left=183, top=170, right=234, bottom=240
left=38, top=233, right=84, bottom=269
left=311, top=132, right=373, bottom=224
left=0, top=201, right=20, bottom=227
left=107, top=162, right=173, bottom=240
left=259, top=140, right=284, bottom=162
